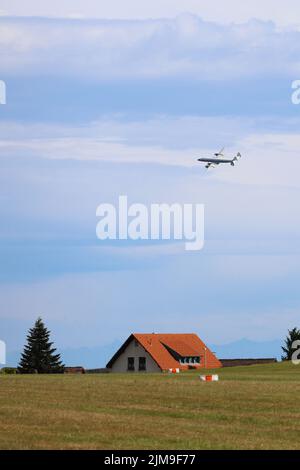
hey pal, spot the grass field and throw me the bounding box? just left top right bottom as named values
left=0, top=362, right=300, bottom=450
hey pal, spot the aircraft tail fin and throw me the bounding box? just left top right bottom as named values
left=233, top=152, right=242, bottom=162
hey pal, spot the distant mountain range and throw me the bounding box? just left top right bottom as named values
left=5, top=338, right=282, bottom=369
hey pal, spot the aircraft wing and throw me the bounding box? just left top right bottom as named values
left=215, top=147, right=225, bottom=157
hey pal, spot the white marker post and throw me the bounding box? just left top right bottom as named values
left=200, top=375, right=219, bottom=382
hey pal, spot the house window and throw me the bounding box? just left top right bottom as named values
left=127, top=357, right=135, bottom=371
left=179, top=356, right=201, bottom=364
left=139, top=357, right=146, bottom=371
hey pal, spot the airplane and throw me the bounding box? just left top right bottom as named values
left=197, top=148, right=242, bottom=169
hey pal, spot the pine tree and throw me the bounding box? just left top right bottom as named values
left=281, top=327, right=300, bottom=361
left=18, top=317, right=64, bottom=374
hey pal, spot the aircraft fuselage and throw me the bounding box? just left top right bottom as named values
left=197, top=158, right=234, bottom=164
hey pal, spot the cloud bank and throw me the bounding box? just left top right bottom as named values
left=1, top=0, right=300, bottom=28
left=1, top=15, right=300, bottom=80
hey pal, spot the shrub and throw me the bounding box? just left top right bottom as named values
left=1, top=367, right=17, bottom=374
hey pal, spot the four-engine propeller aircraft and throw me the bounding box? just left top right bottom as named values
left=197, top=148, right=242, bottom=169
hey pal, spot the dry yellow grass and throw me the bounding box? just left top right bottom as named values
left=0, top=362, right=300, bottom=449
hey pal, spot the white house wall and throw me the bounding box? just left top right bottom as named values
left=110, top=339, right=161, bottom=373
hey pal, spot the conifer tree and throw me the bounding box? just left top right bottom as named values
left=18, top=317, right=64, bottom=374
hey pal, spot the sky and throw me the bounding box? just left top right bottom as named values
left=0, top=1, right=300, bottom=365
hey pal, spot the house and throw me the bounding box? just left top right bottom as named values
left=106, top=333, right=222, bottom=373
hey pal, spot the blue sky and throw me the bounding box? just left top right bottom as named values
left=1, top=2, right=300, bottom=365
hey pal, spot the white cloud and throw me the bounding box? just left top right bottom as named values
left=1, top=116, right=300, bottom=188
left=1, top=15, right=300, bottom=79
left=213, top=132, right=300, bottom=187
left=1, top=0, right=300, bottom=28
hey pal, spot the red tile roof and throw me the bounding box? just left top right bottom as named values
left=107, top=333, right=222, bottom=370
left=160, top=339, right=200, bottom=357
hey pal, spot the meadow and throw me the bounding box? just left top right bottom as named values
left=0, top=362, right=299, bottom=450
